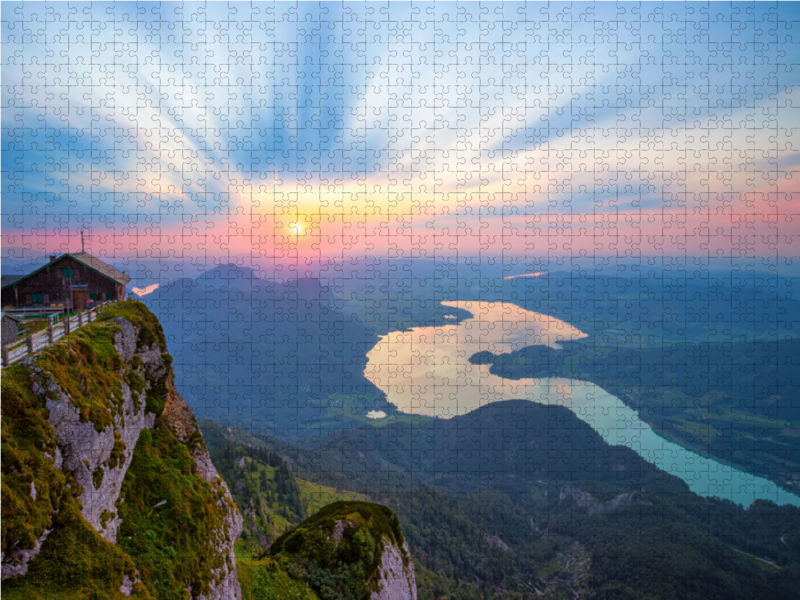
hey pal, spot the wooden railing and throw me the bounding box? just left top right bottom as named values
left=1, top=301, right=116, bottom=368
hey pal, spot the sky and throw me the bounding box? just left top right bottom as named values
left=3, top=1, right=800, bottom=264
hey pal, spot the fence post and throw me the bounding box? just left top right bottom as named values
left=48, top=317, right=54, bottom=343
left=2, top=344, right=9, bottom=367
left=87, top=308, right=93, bottom=323
left=64, top=314, right=71, bottom=335
left=27, top=334, right=34, bottom=355
left=78, top=311, right=83, bottom=327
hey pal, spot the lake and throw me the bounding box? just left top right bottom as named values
left=364, top=300, right=800, bottom=507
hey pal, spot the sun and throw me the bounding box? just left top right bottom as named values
left=290, top=223, right=304, bottom=235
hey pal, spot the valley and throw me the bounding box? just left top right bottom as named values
left=2, top=277, right=799, bottom=599
left=200, top=405, right=800, bottom=600
left=140, top=261, right=800, bottom=502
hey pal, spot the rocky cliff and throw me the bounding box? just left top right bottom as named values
left=369, top=536, right=417, bottom=600
left=1, top=301, right=418, bottom=600
left=1, top=302, right=242, bottom=600
left=559, top=484, right=649, bottom=515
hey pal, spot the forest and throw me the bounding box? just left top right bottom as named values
left=201, top=406, right=800, bottom=600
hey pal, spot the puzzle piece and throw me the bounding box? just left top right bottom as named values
left=3, top=2, right=800, bottom=598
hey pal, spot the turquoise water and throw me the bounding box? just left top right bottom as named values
left=364, top=300, right=800, bottom=507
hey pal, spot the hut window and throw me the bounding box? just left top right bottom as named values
left=106, top=292, right=113, bottom=300
left=31, top=293, right=44, bottom=304
left=62, top=268, right=75, bottom=278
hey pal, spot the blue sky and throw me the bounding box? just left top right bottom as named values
left=3, top=2, right=800, bottom=259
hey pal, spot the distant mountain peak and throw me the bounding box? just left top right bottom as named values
left=201, top=263, right=261, bottom=280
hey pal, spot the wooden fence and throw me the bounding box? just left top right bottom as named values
left=1, top=301, right=116, bottom=368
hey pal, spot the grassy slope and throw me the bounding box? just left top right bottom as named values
left=202, top=419, right=361, bottom=557
left=115, top=421, right=233, bottom=600
left=238, top=556, right=319, bottom=600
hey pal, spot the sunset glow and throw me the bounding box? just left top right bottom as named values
left=2, top=2, right=799, bottom=262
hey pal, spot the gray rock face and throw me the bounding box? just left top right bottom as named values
left=120, top=573, right=141, bottom=597
left=202, top=493, right=244, bottom=600
left=43, top=374, right=154, bottom=542
left=38, top=319, right=156, bottom=542
left=1, top=529, right=50, bottom=580
left=1, top=318, right=160, bottom=579
left=191, top=436, right=243, bottom=600
left=370, top=538, right=417, bottom=600
left=559, top=485, right=647, bottom=515
left=113, top=318, right=138, bottom=363
left=2, top=313, right=243, bottom=599
left=483, top=534, right=510, bottom=552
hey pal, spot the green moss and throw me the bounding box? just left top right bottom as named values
left=19, top=319, right=49, bottom=336
left=185, top=428, right=206, bottom=455
left=1, top=366, right=71, bottom=559
left=7, top=303, right=169, bottom=438
left=98, top=301, right=167, bottom=352
left=270, top=501, right=405, bottom=557
left=1, top=503, right=153, bottom=600
left=108, top=430, right=127, bottom=469
left=93, top=466, right=105, bottom=490
left=100, top=509, right=113, bottom=529
left=125, top=369, right=146, bottom=412
left=21, top=302, right=173, bottom=433
left=1, top=301, right=221, bottom=599
left=144, top=379, right=168, bottom=417
left=238, top=556, right=319, bottom=600
left=116, top=420, right=231, bottom=600
left=0, top=314, right=158, bottom=599
left=35, top=322, right=125, bottom=432
left=267, top=501, right=408, bottom=600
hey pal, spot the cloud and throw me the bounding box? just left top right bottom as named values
left=3, top=2, right=799, bottom=257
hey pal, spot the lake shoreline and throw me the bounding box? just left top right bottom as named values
left=364, top=300, right=800, bottom=508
